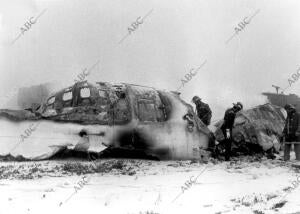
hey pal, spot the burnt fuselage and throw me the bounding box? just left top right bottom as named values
left=0, top=81, right=211, bottom=160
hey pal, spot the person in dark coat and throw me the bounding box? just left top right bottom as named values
left=221, top=102, right=243, bottom=161
left=283, top=104, right=299, bottom=161
left=192, top=96, right=212, bottom=126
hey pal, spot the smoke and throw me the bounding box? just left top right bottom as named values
left=1, top=0, right=300, bottom=119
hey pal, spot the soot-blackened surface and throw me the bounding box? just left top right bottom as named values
left=49, top=130, right=159, bottom=160
left=117, top=130, right=151, bottom=150
left=49, top=148, right=99, bottom=160
left=99, top=148, right=159, bottom=160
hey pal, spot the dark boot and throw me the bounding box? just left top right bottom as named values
left=284, top=143, right=291, bottom=161
left=294, top=144, right=300, bottom=161
left=225, top=138, right=231, bottom=161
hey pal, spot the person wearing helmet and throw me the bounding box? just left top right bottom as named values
left=284, top=104, right=292, bottom=111
left=220, top=102, right=243, bottom=161
left=282, top=104, right=299, bottom=161
left=191, top=96, right=212, bottom=126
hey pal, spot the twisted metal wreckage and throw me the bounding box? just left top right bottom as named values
left=213, top=103, right=286, bottom=156
left=0, top=81, right=286, bottom=160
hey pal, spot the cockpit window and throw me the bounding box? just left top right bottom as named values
left=62, top=90, right=73, bottom=107
left=99, top=90, right=106, bottom=98
left=47, top=96, right=55, bottom=105
left=80, top=87, right=90, bottom=98
left=63, top=91, right=72, bottom=101
left=112, top=96, right=130, bottom=123
left=78, top=87, right=92, bottom=106
left=43, top=96, right=56, bottom=116
left=133, top=88, right=166, bottom=122
left=137, top=99, right=157, bottom=122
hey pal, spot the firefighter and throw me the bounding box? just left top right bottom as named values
left=221, top=102, right=243, bottom=161
left=283, top=104, right=299, bottom=161
left=192, top=96, right=212, bottom=126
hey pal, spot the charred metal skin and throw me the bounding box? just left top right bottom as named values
left=213, top=103, right=286, bottom=157
left=0, top=81, right=212, bottom=160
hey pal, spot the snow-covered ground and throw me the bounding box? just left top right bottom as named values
left=0, top=154, right=299, bottom=214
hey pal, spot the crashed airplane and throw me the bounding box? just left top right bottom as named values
left=213, top=103, right=286, bottom=156
left=0, top=81, right=212, bottom=160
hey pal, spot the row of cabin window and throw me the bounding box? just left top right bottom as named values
left=46, top=88, right=166, bottom=122
left=46, top=88, right=108, bottom=108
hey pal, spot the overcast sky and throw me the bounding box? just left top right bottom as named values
left=1, top=0, right=300, bottom=119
